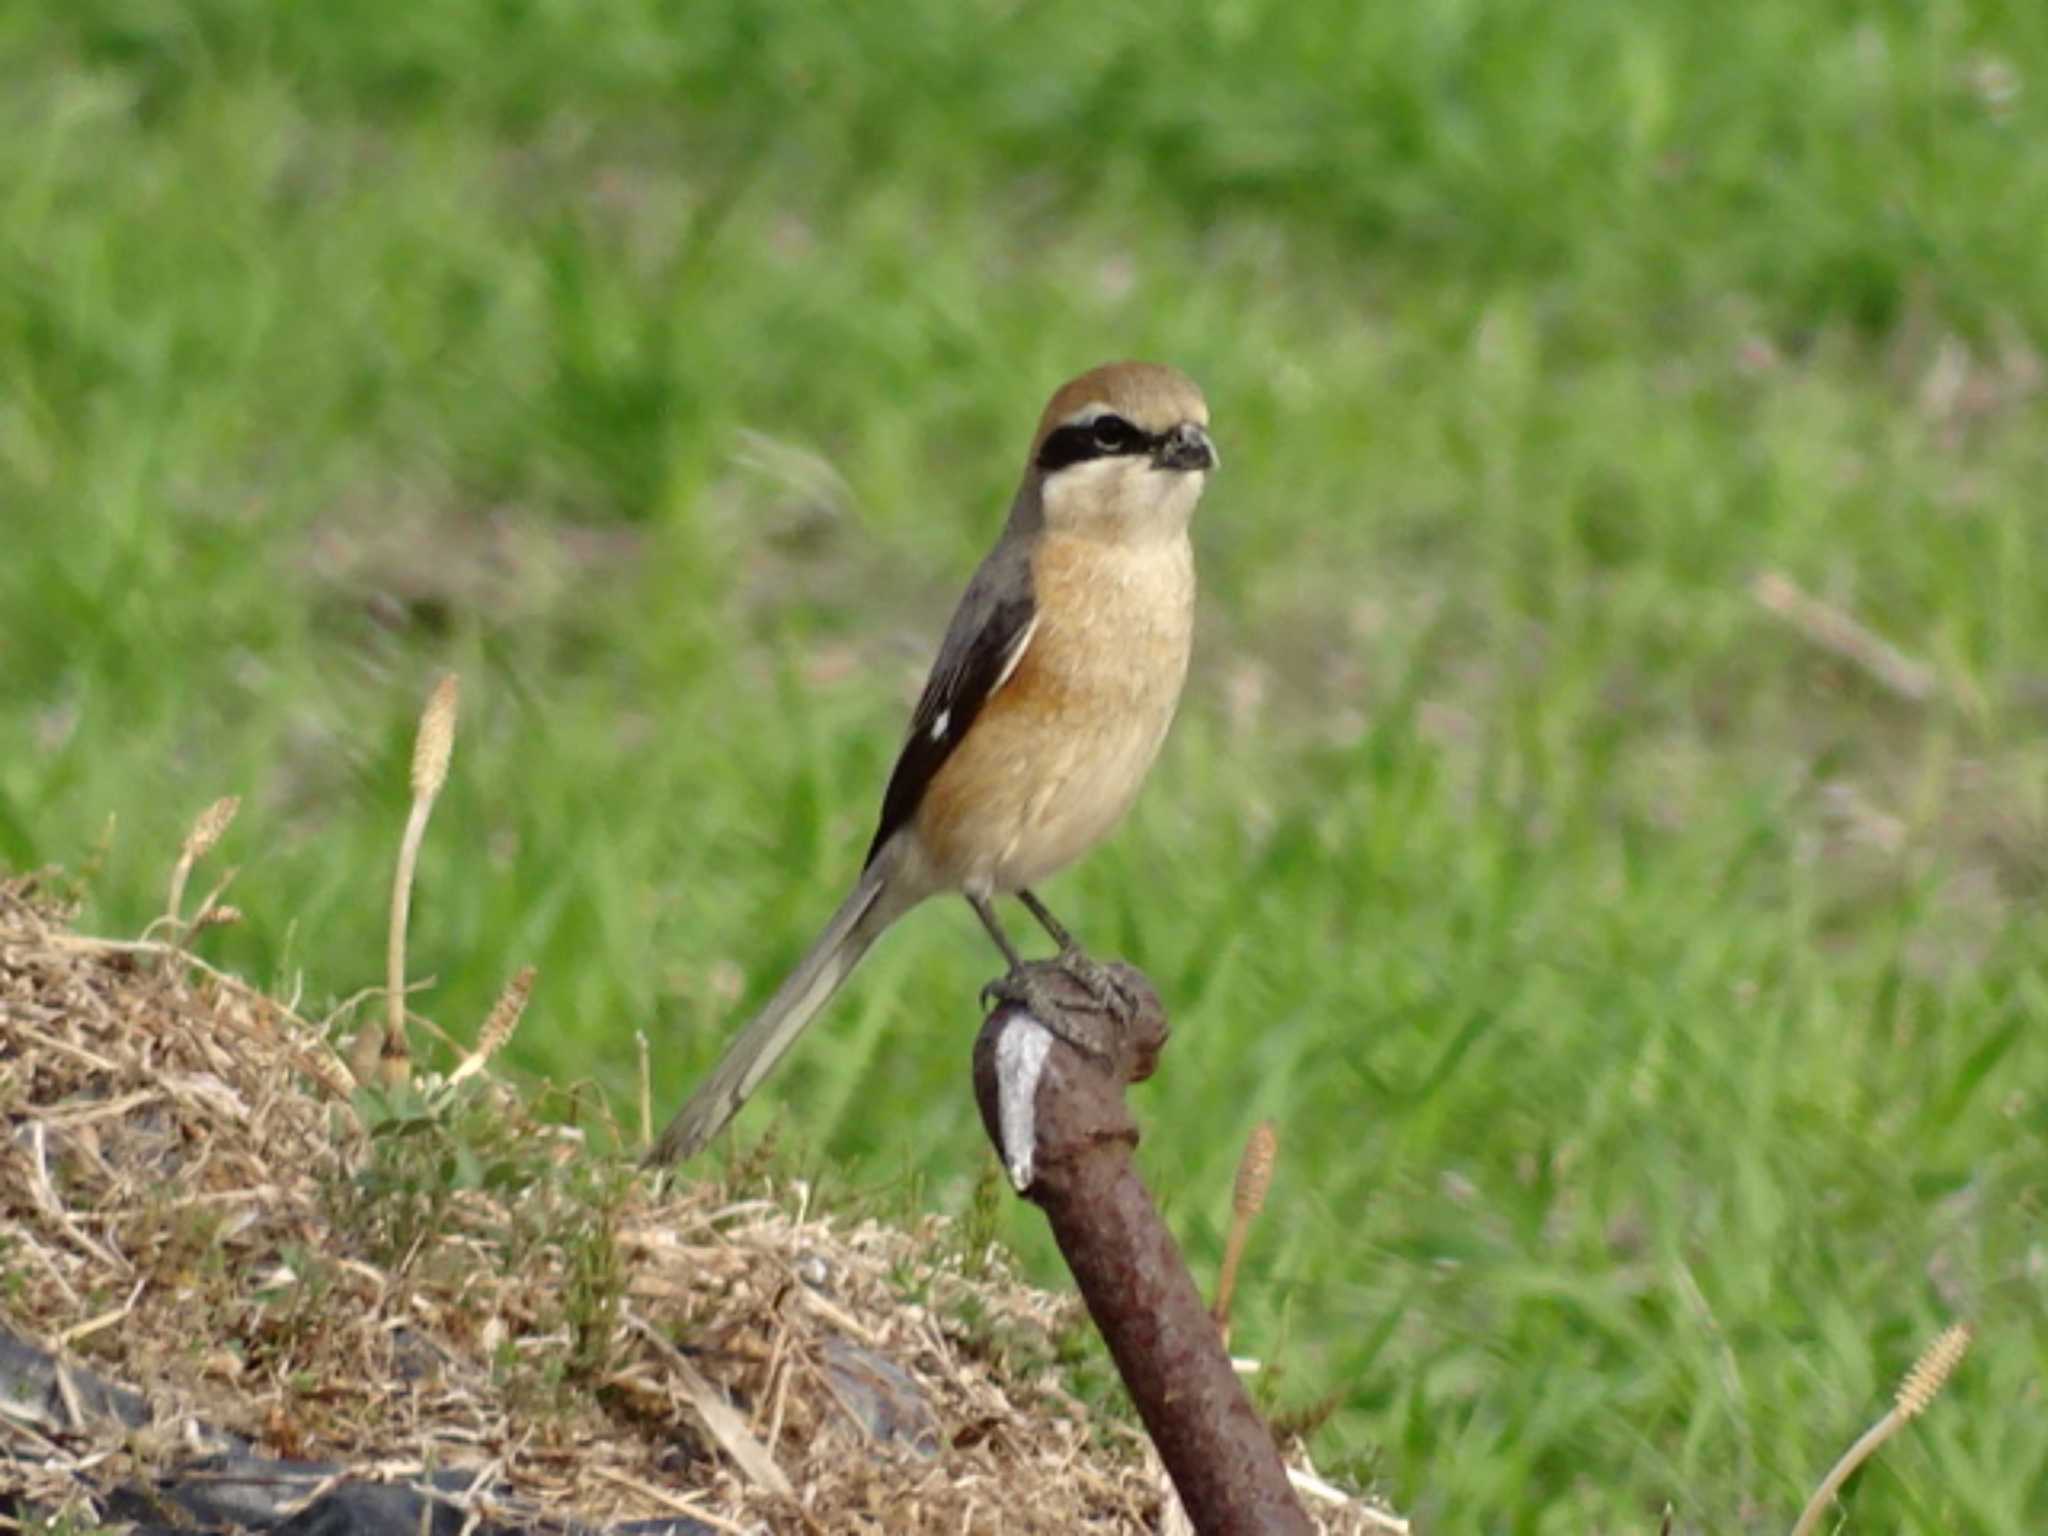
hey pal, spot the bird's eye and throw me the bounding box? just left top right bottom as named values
left=1090, top=415, right=1140, bottom=454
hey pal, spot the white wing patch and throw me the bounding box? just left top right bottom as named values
left=993, top=614, right=1038, bottom=694
left=928, top=616, right=1032, bottom=749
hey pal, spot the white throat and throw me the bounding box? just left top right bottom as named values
left=1040, top=458, right=1206, bottom=544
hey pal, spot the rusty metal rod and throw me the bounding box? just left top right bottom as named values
left=972, top=961, right=1311, bottom=1536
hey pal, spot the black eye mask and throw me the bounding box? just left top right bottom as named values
left=1034, top=413, right=1157, bottom=472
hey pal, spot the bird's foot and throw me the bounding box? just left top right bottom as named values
left=981, top=957, right=1168, bottom=1082
left=981, top=962, right=1117, bottom=1059
left=1054, top=946, right=1142, bottom=1023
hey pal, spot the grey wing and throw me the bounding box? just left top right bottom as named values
left=864, top=540, right=1037, bottom=868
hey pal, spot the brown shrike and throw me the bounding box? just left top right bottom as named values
left=649, top=361, right=1216, bottom=1165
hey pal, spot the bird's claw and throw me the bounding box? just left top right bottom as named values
left=1055, top=947, right=1140, bottom=1023
left=981, top=963, right=1118, bottom=1059
left=979, top=973, right=1025, bottom=1013
left=981, top=968, right=1063, bottom=1020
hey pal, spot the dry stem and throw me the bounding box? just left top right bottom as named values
left=381, top=674, right=461, bottom=1085
left=1212, top=1119, right=1277, bottom=1346
left=164, top=796, right=240, bottom=930
left=1788, top=1322, right=1972, bottom=1536
left=446, top=965, right=535, bottom=1089
left=1751, top=571, right=1936, bottom=702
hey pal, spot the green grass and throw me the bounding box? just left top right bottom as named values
left=7, top=0, right=2048, bottom=1528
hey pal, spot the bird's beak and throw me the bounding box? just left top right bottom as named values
left=1154, top=421, right=1218, bottom=473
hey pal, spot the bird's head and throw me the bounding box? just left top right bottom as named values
left=1024, top=361, right=1216, bottom=542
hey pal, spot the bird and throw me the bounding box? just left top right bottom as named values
left=648, top=360, right=1217, bottom=1165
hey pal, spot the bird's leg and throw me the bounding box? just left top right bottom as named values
left=1015, top=887, right=1081, bottom=952
left=1016, top=888, right=1139, bottom=1022
left=969, top=891, right=1033, bottom=976
left=968, top=894, right=1121, bottom=1054
left=968, top=892, right=1061, bottom=1022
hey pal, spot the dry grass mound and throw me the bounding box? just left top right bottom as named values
left=0, top=874, right=1397, bottom=1533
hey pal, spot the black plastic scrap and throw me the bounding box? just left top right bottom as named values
left=0, top=1329, right=717, bottom=1536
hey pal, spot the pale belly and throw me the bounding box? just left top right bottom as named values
left=978, top=694, right=1178, bottom=891
left=912, top=534, right=1194, bottom=895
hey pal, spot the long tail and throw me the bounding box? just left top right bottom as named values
left=646, top=866, right=911, bottom=1166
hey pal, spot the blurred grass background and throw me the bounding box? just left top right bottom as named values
left=6, top=0, right=2048, bottom=1528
